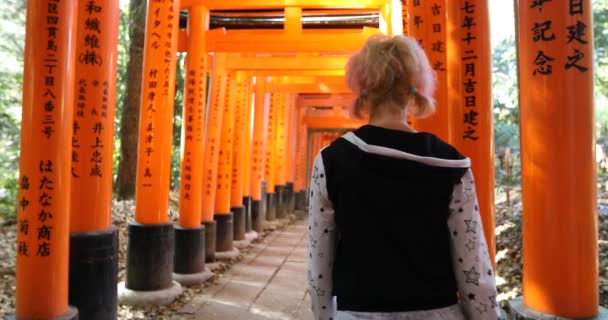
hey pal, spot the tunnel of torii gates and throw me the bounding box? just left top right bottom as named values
left=11, top=0, right=601, bottom=319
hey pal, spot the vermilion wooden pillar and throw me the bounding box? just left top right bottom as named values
left=230, top=72, right=248, bottom=242
left=214, top=71, right=237, bottom=255
left=264, top=92, right=279, bottom=222
left=250, top=77, right=270, bottom=232
left=69, top=0, right=120, bottom=317
left=294, top=104, right=308, bottom=210
left=401, top=0, right=410, bottom=35
left=200, top=53, right=228, bottom=263
left=447, top=0, right=495, bottom=266
left=173, top=5, right=212, bottom=286
left=410, top=0, right=449, bottom=142
left=511, top=0, right=603, bottom=318
left=284, top=94, right=297, bottom=214
left=16, top=0, right=78, bottom=318
left=122, top=0, right=182, bottom=304
left=274, top=93, right=289, bottom=219
left=241, top=76, right=255, bottom=235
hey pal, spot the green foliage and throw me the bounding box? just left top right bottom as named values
left=0, top=0, right=25, bottom=221
left=171, top=53, right=185, bottom=191
left=594, top=0, right=608, bottom=99
left=492, top=35, right=522, bottom=189
left=113, top=6, right=131, bottom=183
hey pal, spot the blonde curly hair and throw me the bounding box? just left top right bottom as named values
left=345, top=34, right=436, bottom=119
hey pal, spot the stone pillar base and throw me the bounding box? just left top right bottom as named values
left=251, top=200, right=264, bottom=233
left=215, top=247, right=240, bottom=261
left=233, top=238, right=251, bottom=249
left=202, top=220, right=216, bottom=263
left=286, top=182, right=295, bottom=213
left=507, top=297, right=608, bottom=320
left=231, top=206, right=246, bottom=241
left=174, top=225, right=205, bottom=274
left=266, top=192, right=277, bottom=221
left=173, top=268, right=213, bottom=286
left=295, top=190, right=307, bottom=210
left=7, top=307, right=79, bottom=320
left=214, top=213, right=234, bottom=252
left=276, top=185, right=287, bottom=219
left=245, top=230, right=259, bottom=241
left=69, top=227, right=118, bottom=320
left=243, top=196, right=253, bottom=232
left=125, top=223, right=174, bottom=291
left=117, top=281, right=183, bottom=306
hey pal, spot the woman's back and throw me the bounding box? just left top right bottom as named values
left=307, top=34, right=498, bottom=320
left=323, top=125, right=468, bottom=311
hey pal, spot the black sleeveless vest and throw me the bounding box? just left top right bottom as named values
left=321, top=125, right=468, bottom=312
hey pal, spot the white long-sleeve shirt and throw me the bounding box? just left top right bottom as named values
left=307, top=138, right=499, bottom=320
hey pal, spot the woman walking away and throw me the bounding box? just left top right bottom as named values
left=307, top=34, right=499, bottom=320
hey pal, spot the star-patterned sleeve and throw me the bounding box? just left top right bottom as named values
left=447, top=169, right=499, bottom=320
left=307, top=152, right=336, bottom=320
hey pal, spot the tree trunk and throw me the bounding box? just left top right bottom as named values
left=116, top=0, right=146, bottom=200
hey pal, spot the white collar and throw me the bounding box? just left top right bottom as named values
left=342, top=132, right=471, bottom=168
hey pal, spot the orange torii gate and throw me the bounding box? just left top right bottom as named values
left=209, top=52, right=376, bottom=235
left=12, top=0, right=605, bottom=319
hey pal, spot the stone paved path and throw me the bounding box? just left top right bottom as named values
left=172, top=219, right=313, bottom=320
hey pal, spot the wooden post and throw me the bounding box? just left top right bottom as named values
left=265, top=92, right=279, bottom=221
left=69, top=0, right=119, bottom=317
left=178, top=5, right=208, bottom=229
left=241, top=76, right=254, bottom=234
left=401, top=0, right=410, bottom=35
left=16, top=0, right=78, bottom=318
left=121, top=0, right=182, bottom=303
left=230, top=72, right=248, bottom=241
left=294, top=104, right=308, bottom=210
left=275, top=93, right=289, bottom=219
left=200, top=53, right=227, bottom=262
left=214, top=70, right=237, bottom=253
left=409, top=0, right=449, bottom=142
left=250, top=77, right=270, bottom=232
left=512, top=0, right=600, bottom=317
left=285, top=94, right=297, bottom=213
left=447, top=0, right=495, bottom=265
left=173, top=5, right=210, bottom=284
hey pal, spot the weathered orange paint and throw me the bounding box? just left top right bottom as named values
left=201, top=54, right=228, bottom=222
left=230, top=72, right=248, bottom=207
left=447, top=0, right=495, bottom=264
left=284, top=7, right=302, bottom=35
left=178, top=29, right=188, bottom=53
left=242, top=76, right=254, bottom=198
left=409, top=0, right=449, bottom=142
left=180, top=0, right=385, bottom=10
left=134, top=0, right=180, bottom=224
left=303, top=116, right=366, bottom=129
left=215, top=72, right=237, bottom=215
left=401, top=0, right=410, bottom=35
left=71, top=0, right=119, bottom=232
left=17, top=0, right=77, bottom=317
left=250, top=77, right=270, bottom=201
left=225, top=56, right=349, bottom=72
left=206, top=27, right=380, bottom=53
left=179, top=5, right=209, bottom=228
left=265, top=93, right=279, bottom=193
left=294, top=105, right=308, bottom=192
left=285, top=95, right=297, bottom=183
left=517, top=0, right=598, bottom=316
left=275, top=94, right=289, bottom=187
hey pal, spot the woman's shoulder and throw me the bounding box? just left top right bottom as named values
left=416, top=132, right=466, bottom=161
left=349, top=125, right=466, bottom=161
